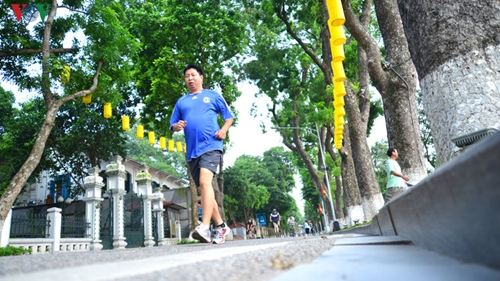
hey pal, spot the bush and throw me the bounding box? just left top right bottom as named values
left=0, top=245, right=32, bottom=256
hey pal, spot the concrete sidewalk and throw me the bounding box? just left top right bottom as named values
left=1, top=235, right=499, bottom=281
left=271, top=235, right=500, bottom=281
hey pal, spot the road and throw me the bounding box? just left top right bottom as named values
left=0, top=235, right=339, bottom=281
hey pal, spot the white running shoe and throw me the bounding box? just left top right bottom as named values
left=212, top=223, right=230, bottom=244
left=191, top=222, right=212, bottom=243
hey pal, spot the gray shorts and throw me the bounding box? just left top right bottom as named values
left=384, top=186, right=408, bottom=204
left=188, top=150, right=222, bottom=187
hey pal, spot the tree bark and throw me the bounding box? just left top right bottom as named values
left=342, top=0, right=428, bottom=182
left=337, top=125, right=364, bottom=225
left=397, top=0, right=500, bottom=165
left=0, top=48, right=77, bottom=57
left=344, top=83, right=384, bottom=220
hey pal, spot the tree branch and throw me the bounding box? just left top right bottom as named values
left=341, top=0, right=386, bottom=87
left=0, top=48, right=78, bottom=57
left=274, top=5, right=326, bottom=74
left=60, top=60, right=104, bottom=103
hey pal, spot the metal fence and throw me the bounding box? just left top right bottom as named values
left=10, top=213, right=50, bottom=238
left=62, top=215, right=90, bottom=238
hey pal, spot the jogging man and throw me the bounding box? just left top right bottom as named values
left=170, top=64, right=234, bottom=244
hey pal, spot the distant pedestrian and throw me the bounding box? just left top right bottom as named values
left=304, top=221, right=311, bottom=236
left=385, top=148, right=410, bottom=204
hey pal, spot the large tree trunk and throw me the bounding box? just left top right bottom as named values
left=344, top=83, right=384, bottom=220
left=397, top=0, right=500, bottom=165
left=342, top=0, right=428, bottom=182
left=323, top=0, right=386, bottom=222
left=318, top=5, right=367, bottom=223
left=337, top=125, right=364, bottom=225
left=373, top=0, right=428, bottom=180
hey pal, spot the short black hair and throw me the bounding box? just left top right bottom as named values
left=387, top=148, right=396, bottom=157
left=183, top=64, right=204, bottom=76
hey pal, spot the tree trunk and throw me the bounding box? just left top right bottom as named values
left=216, top=156, right=226, bottom=221
left=373, top=0, right=428, bottom=180
left=397, top=0, right=500, bottom=165
left=186, top=164, right=199, bottom=231
left=344, top=83, right=384, bottom=220
left=0, top=104, right=60, bottom=232
left=342, top=0, right=428, bottom=182
left=0, top=0, right=102, bottom=237
left=337, top=125, right=364, bottom=225
left=324, top=131, right=345, bottom=221
left=318, top=3, right=364, bottom=223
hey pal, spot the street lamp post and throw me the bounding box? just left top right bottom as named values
left=315, top=123, right=337, bottom=232
left=272, top=124, right=337, bottom=232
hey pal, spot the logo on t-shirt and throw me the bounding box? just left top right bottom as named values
left=203, top=97, right=210, bottom=103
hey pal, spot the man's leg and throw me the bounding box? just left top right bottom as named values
left=199, top=167, right=223, bottom=226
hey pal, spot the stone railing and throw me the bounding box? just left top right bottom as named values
left=8, top=238, right=53, bottom=254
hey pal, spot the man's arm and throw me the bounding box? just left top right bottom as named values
left=390, top=170, right=410, bottom=181
left=215, top=118, right=233, bottom=140
left=171, top=120, right=187, bottom=132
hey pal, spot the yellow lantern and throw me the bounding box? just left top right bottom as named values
left=176, top=141, right=183, bottom=152
left=137, top=125, right=144, bottom=139
left=103, top=103, right=112, bottom=119
left=335, top=117, right=345, bottom=127
left=335, top=141, right=342, bottom=150
left=61, top=65, right=71, bottom=84
left=335, top=107, right=346, bottom=119
left=82, top=94, right=92, bottom=104
left=332, top=61, right=346, bottom=82
left=168, top=140, right=174, bottom=152
left=326, top=0, right=345, bottom=27
left=184, top=143, right=187, bottom=153
left=122, top=116, right=130, bottom=131
left=330, top=25, right=346, bottom=46
left=334, top=96, right=344, bottom=108
left=148, top=131, right=155, bottom=145
left=334, top=81, right=346, bottom=98
left=159, top=137, right=166, bottom=150
left=331, top=44, right=345, bottom=62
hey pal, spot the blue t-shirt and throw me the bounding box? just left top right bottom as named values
left=170, top=89, right=235, bottom=162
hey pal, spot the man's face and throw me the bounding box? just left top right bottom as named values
left=393, top=149, right=399, bottom=158
left=184, top=68, right=203, bottom=93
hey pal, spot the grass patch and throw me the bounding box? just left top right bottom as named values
left=338, top=220, right=372, bottom=232
left=0, top=245, right=32, bottom=256
left=177, top=239, right=200, bottom=245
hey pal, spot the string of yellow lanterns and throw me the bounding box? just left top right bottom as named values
left=131, top=121, right=185, bottom=153
left=80, top=93, right=185, bottom=153
left=326, top=0, right=346, bottom=150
